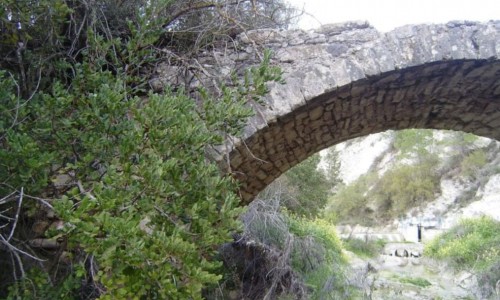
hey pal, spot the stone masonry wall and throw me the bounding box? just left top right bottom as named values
left=156, top=20, right=500, bottom=202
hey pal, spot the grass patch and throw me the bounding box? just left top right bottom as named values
left=288, top=217, right=352, bottom=299
left=241, top=200, right=355, bottom=299
left=398, top=276, right=432, bottom=288
left=343, top=238, right=386, bottom=258
left=425, top=216, right=500, bottom=298
left=425, top=216, right=500, bottom=271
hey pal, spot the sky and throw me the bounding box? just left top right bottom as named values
left=287, top=0, right=499, bottom=32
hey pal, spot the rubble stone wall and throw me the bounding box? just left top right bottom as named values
left=159, top=21, right=500, bottom=202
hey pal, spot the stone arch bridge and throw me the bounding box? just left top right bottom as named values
left=163, top=21, right=500, bottom=202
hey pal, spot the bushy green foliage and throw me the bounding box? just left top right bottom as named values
left=460, top=149, right=488, bottom=179
left=425, top=217, right=500, bottom=299
left=51, top=92, right=247, bottom=298
left=437, top=130, right=478, bottom=147
left=2, top=63, right=278, bottom=298
left=288, top=217, right=350, bottom=299
left=326, top=130, right=441, bottom=224
left=396, top=276, right=432, bottom=287
left=284, top=154, right=332, bottom=218
left=324, top=173, right=375, bottom=225
left=326, top=159, right=440, bottom=224
left=425, top=216, right=500, bottom=271
left=373, top=161, right=440, bottom=219
left=6, top=268, right=83, bottom=300
left=289, top=218, right=345, bottom=266
left=324, top=148, right=343, bottom=187
left=0, top=0, right=288, bottom=298
left=394, top=129, right=434, bottom=160
left=236, top=199, right=350, bottom=299
left=343, top=238, right=386, bottom=258
left=260, top=153, right=335, bottom=218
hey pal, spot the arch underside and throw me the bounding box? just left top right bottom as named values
left=229, top=59, right=500, bottom=203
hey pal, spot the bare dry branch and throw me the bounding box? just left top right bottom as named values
left=0, top=191, right=17, bottom=205
left=7, top=187, right=23, bottom=242
left=0, top=234, right=46, bottom=262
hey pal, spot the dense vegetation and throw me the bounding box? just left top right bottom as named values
left=342, top=238, right=386, bottom=259
left=425, top=217, right=500, bottom=298
left=324, top=129, right=493, bottom=225
left=0, top=0, right=298, bottom=298
left=215, top=149, right=347, bottom=299
left=218, top=198, right=351, bottom=299
left=248, top=129, right=499, bottom=299
left=425, top=216, right=500, bottom=271
left=258, top=150, right=341, bottom=218
left=2, top=1, right=499, bottom=297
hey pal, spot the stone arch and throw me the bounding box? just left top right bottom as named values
left=216, top=21, right=500, bottom=202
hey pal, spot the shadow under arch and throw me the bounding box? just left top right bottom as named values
left=229, top=59, right=500, bottom=203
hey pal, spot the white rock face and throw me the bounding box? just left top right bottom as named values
left=464, top=174, right=500, bottom=220
left=437, top=174, right=500, bottom=229
left=331, top=132, right=393, bottom=184
left=401, top=179, right=471, bottom=231
left=330, top=129, right=500, bottom=243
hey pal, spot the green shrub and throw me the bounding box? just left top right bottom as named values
left=460, top=149, right=488, bottom=179
left=374, top=162, right=440, bottom=219
left=279, top=154, right=333, bottom=218
left=0, top=0, right=286, bottom=297
left=397, top=276, right=432, bottom=287
left=6, top=267, right=83, bottom=300
left=425, top=217, right=500, bottom=298
left=327, top=158, right=440, bottom=224
left=230, top=199, right=351, bottom=299
left=324, top=173, right=377, bottom=226
left=289, top=218, right=345, bottom=266
left=343, top=238, right=386, bottom=258
left=425, top=216, right=500, bottom=271
left=288, top=217, right=350, bottom=299
left=394, top=129, right=434, bottom=159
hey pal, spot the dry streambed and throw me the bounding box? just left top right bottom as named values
left=347, top=242, right=480, bottom=299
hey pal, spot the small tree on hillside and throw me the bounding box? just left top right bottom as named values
left=324, top=148, right=343, bottom=188
left=259, top=154, right=334, bottom=218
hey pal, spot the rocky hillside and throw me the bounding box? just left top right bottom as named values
left=323, top=130, right=500, bottom=299
left=324, top=129, right=500, bottom=240
left=211, top=129, right=499, bottom=299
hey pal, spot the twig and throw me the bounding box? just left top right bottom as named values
left=88, top=254, right=106, bottom=295
left=24, top=194, right=54, bottom=210
left=7, top=187, right=23, bottom=242
left=77, top=180, right=96, bottom=201
left=12, top=249, right=26, bottom=279
left=262, top=234, right=294, bottom=300
left=10, top=251, right=20, bottom=281
left=0, top=213, right=14, bottom=221
left=0, top=191, right=17, bottom=205
left=241, top=137, right=269, bottom=164
left=0, top=234, right=46, bottom=262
